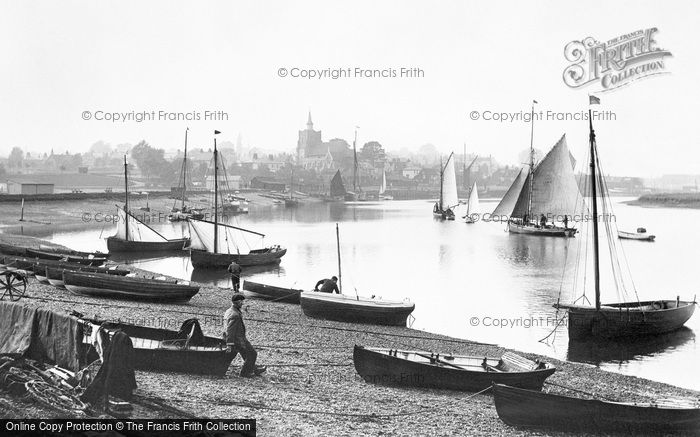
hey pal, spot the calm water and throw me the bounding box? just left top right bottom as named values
left=11, top=199, right=699, bottom=391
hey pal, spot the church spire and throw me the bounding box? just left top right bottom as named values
left=307, top=111, right=313, bottom=130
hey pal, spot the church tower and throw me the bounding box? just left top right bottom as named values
left=297, top=111, right=323, bottom=162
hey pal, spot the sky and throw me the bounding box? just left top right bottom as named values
left=1, top=0, right=699, bottom=176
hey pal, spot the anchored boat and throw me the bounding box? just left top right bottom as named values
left=107, top=156, right=189, bottom=253
left=188, top=132, right=286, bottom=268
left=354, top=347, right=555, bottom=391
left=554, top=97, right=696, bottom=339
left=618, top=228, right=656, bottom=241
left=493, top=383, right=700, bottom=433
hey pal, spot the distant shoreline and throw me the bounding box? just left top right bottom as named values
left=625, top=192, right=700, bottom=209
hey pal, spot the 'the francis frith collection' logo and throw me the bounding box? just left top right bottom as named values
left=563, top=28, right=672, bottom=91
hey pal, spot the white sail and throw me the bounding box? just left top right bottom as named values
left=188, top=219, right=262, bottom=255
left=491, top=168, right=527, bottom=218
left=379, top=170, right=387, bottom=195
left=114, top=207, right=167, bottom=242
left=441, top=154, right=459, bottom=209
left=466, top=181, right=480, bottom=215
left=511, top=134, right=583, bottom=220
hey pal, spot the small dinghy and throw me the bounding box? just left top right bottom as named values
left=493, top=383, right=700, bottom=433
left=242, top=280, right=302, bottom=304
left=301, top=292, right=415, bottom=326
left=618, top=227, right=656, bottom=241
left=354, top=346, right=555, bottom=391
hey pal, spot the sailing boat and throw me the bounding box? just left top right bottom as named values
left=433, top=152, right=458, bottom=220
left=463, top=181, right=480, bottom=223
left=345, top=127, right=367, bottom=202
left=169, top=128, right=204, bottom=222
left=300, top=224, right=415, bottom=325
left=554, top=100, right=696, bottom=339
left=377, top=170, right=393, bottom=201
left=498, top=102, right=580, bottom=236
left=325, top=169, right=346, bottom=201
left=285, top=168, right=300, bottom=207
left=188, top=131, right=287, bottom=268
left=107, top=157, right=189, bottom=252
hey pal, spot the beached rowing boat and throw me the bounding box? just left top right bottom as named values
left=301, top=292, right=415, bottom=326
left=79, top=318, right=235, bottom=375
left=63, top=271, right=199, bottom=303
left=242, top=280, right=302, bottom=304
left=44, top=264, right=130, bottom=288
left=354, top=346, right=555, bottom=391
left=25, top=248, right=107, bottom=266
left=492, top=383, right=700, bottom=433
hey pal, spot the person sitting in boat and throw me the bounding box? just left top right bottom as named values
left=223, top=293, right=266, bottom=378
left=227, top=261, right=242, bottom=292
left=314, top=276, right=340, bottom=294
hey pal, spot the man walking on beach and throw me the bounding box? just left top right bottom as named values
left=227, top=261, right=242, bottom=292
left=314, top=276, right=340, bottom=294
left=223, top=294, right=266, bottom=377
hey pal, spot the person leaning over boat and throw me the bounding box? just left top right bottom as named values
left=223, top=293, right=266, bottom=377
left=314, top=276, right=340, bottom=294
left=227, top=261, right=242, bottom=292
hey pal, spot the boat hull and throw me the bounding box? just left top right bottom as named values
left=618, top=231, right=655, bottom=241
left=82, top=319, right=234, bottom=375
left=63, top=271, right=199, bottom=303
left=190, top=247, right=287, bottom=268
left=508, top=221, right=576, bottom=237
left=44, top=265, right=130, bottom=289
left=106, top=237, right=189, bottom=253
left=25, top=248, right=107, bottom=266
left=301, top=292, right=415, bottom=326
left=493, top=383, right=700, bottom=433
left=559, top=300, right=696, bottom=339
left=354, top=346, right=555, bottom=391
left=242, top=280, right=302, bottom=304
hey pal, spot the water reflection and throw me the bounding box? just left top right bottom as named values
left=18, top=198, right=700, bottom=390
left=567, top=327, right=696, bottom=364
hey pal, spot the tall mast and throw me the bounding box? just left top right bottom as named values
left=527, top=100, right=536, bottom=219
left=290, top=167, right=294, bottom=200
left=336, top=223, right=342, bottom=293
left=588, top=109, right=601, bottom=311
left=123, top=155, right=129, bottom=240
left=213, top=131, right=219, bottom=254
left=181, top=128, right=189, bottom=211
left=463, top=142, right=467, bottom=189
left=352, top=127, right=358, bottom=192
left=439, top=156, right=444, bottom=210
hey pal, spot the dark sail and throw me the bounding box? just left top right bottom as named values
left=330, top=170, right=346, bottom=197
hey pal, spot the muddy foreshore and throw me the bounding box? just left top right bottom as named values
left=1, top=234, right=699, bottom=436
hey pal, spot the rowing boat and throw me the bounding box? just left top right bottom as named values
left=618, top=229, right=656, bottom=241
left=44, top=265, right=130, bottom=288
left=63, top=271, right=199, bottom=303
left=354, top=346, right=555, bottom=391
left=492, top=383, right=700, bottom=433
left=25, top=248, right=107, bottom=266
left=301, top=292, right=415, bottom=326
left=80, top=318, right=235, bottom=375
left=242, top=280, right=302, bottom=304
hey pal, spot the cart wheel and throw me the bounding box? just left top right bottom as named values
left=2, top=272, right=27, bottom=301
